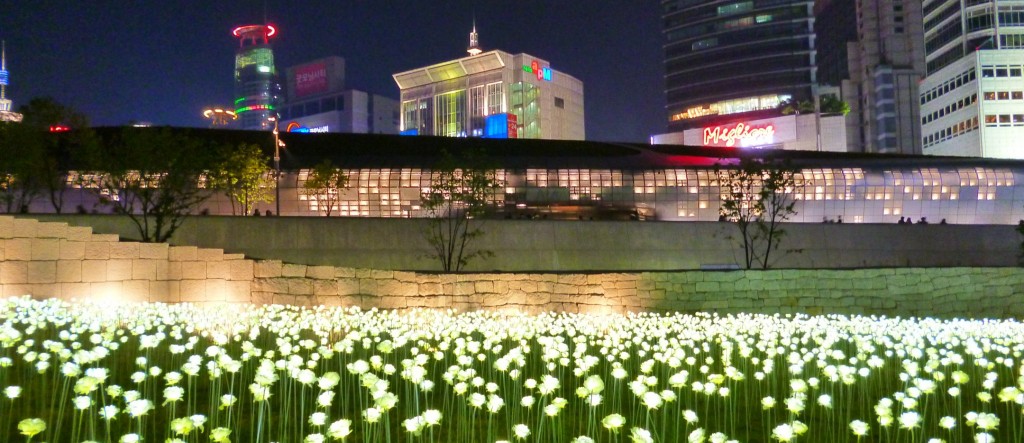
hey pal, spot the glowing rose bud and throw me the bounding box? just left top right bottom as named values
left=327, top=419, right=352, bottom=439
left=4, top=386, right=21, bottom=399
left=513, top=423, right=530, bottom=439
left=17, top=418, right=46, bottom=438
left=602, top=413, right=626, bottom=431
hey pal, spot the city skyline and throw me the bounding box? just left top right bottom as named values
left=1, top=1, right=663, bottom=142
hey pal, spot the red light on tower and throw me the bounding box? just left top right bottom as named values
left=49, top=125, right=70, bottom=132
left=232, top=24, right=277, bottom=46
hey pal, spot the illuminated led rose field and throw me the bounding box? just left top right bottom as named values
left=0, top=297, right=1022, bottom=442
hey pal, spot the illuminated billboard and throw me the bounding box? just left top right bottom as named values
left=682, top=115, right=797, bottom=148
left=484, top=113, right=518, bottom=139
left=294, top=62, right=329, bottom=98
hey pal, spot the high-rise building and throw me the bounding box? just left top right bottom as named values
left=920, top=0, right=1024, bottom=158
left=663, top=0, right=816, bottom=132
left=232, top=24, right=281, bottom=131
left=392, top=27, right=584, bottom=140
left=815, top=0, right=926, bottom=154
left=279, top=56, right=399, bottom=134
left=0, top=40, right=22, bottom=123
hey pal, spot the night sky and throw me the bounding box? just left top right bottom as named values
left=2, top=1, right=665, bottom=142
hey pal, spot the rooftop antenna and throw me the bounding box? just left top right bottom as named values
left=467, top=17, right=482, bottom=56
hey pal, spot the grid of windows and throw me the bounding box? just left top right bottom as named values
left=434, top=91, right=465, bottom=137
left=984, top=114, right=1024, bottom=127
left=279, top=166, right=1022, bottom=223
left=924, top=116, right=979, bottom=148
left=920, top=68, right=975, bottom=105
left=922, top=93, right=977, bottom=124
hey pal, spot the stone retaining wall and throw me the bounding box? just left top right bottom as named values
left=3, top=216, right=1023, bottom=318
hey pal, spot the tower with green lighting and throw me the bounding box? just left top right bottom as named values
left=232, top=24, right=280, bottom=130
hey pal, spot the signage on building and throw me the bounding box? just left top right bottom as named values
left=702, top=123, right=776, bottom=147
left=681, top=115, right=797, bottom=148
left=522, top=60, right=553, bottom=82
left=294, top=62, right=329, bottom=97
left=285, top=122, right=329, bottom=133
left=484, top=113, right=518, bottom=139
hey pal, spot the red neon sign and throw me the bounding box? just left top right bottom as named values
left=49, top=125, right=70, bottom=133
left=702, top=122, right=775, bottom=148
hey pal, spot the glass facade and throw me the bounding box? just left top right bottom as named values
left=267, top=165, right=1023, bottom=223
left=233, top=27, right=281, bottom=130
left=663, top=0, right=817, bottom=131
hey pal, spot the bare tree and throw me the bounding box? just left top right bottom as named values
left=421, top=149, right=503, bottom=272
left=716, top=156, right=800, bottom=269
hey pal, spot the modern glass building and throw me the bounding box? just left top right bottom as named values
left=48, top=129, right=1024, bottom=225
left=232, top=24, right=281, bottom=131
left=393, top=29, right=584, bottom=140
left=920, top=0, right=1024, bottom=158
left=663, top=0, right=817, bottom=132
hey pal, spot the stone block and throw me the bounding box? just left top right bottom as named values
left=25, top=261, right=56, bottom=284
left=163, top=262, right=181, bottom=280
left=56, top=260, right=82, bottom=283
left=3, top=239, right=30, bottom=261
left=204, top=279, right=227, bottom=302
left=223, top=253, right=245, bottom=260
left=335, top=267, right=356, bottom=278
left=197, top=248, right=224, bottom=261
left=225, top=280, right=251, bottom=303
left=207, top=261, right=230, bottom=279
left=181, top=261, right=206, bottom=279
left=419, top=282, right=443, bottom=296
left=453, top=281, right=475, bottom=296
left=306, top=265, right=336, bottom=280
left=169, top=246, right=198, bottom=261
left=0, top=262, right=28, bottom=284
left=378, top=296, right=407, bottom=310
left=557, top=274, right=588, bottom=285
left=28, top=239, right=59, bottom=261
left=282, top=264, right=307, bottom=277
left=106, top=259, right=132, bottom=281
left=254, top=260, right=282, bottom=278
left=84, top=241, right=110, bottom=260
left=0, top=216, right=12, bottom=238
left=122, top=280, right=151, bottom=300
left=338, top=279, right=361, bottom=296
left=393, top=271, right=418, bottom=282
left=138, top=243, right=169, bottom=260
left=58, top=240, right=86, bottom=260
left=474, top=280, right=494, bottom=293
left=553, top=283, right=579, bottom=295
left=149, top=281, right=177, bottom=303
left=66, top=226, right=92, bottom=241
left=251, top=291, right=274, bottom=305
left=89, top=281, right=121, bottom=299
left=359, top=278, right=378, bottom=294
left=109, top=242, right=139, bottom=259
left=10, top=218, right=39, bottom=237
left=179, top=280, right=206, bottom=302
left=378, top=280, right=418, bottom=296
left=287, top=279, right=312, bottom=296
left=253, top=278, right=289, bottom=294
left=81, top=260, right=107, bottom=283
left=313, top=279, right=338, bottom=296
left=371, top=270, right=394, bottom=279
left=91, top=234, right=120, bottom=242
left=132, top=259, right=157, bottom=281
left=229, top=260, right=254, bottom=281
left=60, top=282, right=91, bottom=300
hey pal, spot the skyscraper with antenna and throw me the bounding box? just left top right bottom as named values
left=0, top=40, right=22, bottom=123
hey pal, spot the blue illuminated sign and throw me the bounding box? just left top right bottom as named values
left=484, top=114, right=509, bottom=139
left=400, top=129, right=419, bottom=136
left=0, top=70, right=8, bottom=86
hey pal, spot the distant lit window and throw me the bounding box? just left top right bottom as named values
left=691, top=38, right=718, bottom=51
left=717, top=1, right=752, bottom=15
left=755, top=14, right=773, bottom=24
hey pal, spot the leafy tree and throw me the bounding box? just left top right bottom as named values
left=421, top=149, right=503, bottom=272
left=15, top=97, right=97, bottom=213
left=89, top=128, right=216, bottom=242
left=301, top=159, right=348, bottom=216
left=0, top=123, right=44, bottom=213
left=207, top=143, right=274, bottom=215
left=715, top=157, right=800, bottom=269
left=780, top=96, right=850, bottom=116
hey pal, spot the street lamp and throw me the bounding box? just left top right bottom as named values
left=268, top=116, right=285, bottom=215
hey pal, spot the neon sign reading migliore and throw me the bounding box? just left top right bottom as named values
left=703, top=123, right=775, bottom=147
